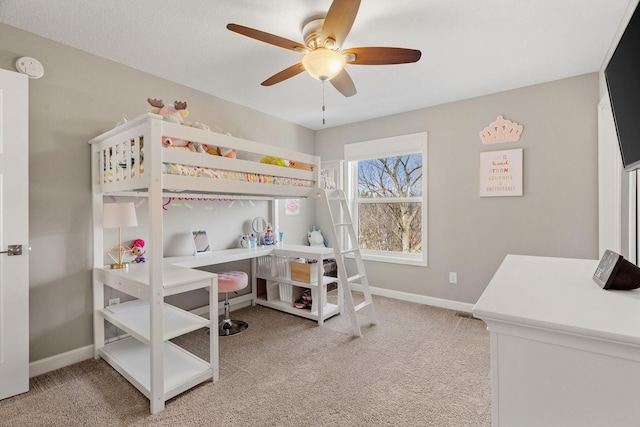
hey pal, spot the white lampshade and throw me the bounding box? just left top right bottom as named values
left=103, top=202, right=138, bottom=229
left=302, top=48, right=346, bottom=81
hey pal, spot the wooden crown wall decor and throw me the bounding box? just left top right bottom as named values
left=479, top=115, right=523, bottom=144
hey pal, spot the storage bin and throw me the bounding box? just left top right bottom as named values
left=290, top=261, right=319, bottom=283
left=257, top=255, right=288, bottom=278
left=266, top=280, right=281, bottom=301
left=279, top=282, right=292, bottom=303
left=256, top=256, right=272, bottom=275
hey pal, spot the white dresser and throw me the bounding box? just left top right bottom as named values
left=473, top=254, right=640, bottom=427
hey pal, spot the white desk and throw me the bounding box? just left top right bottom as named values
left=167, top=244, right=341, bottom=324
left=166, top=244, right=334, bottom=268
left=166, top=246, right=274, bottom=269
left=473, top=255, right=640, bottom=427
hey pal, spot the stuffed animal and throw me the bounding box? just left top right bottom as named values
left=308, top=229, right=325, bottom=247
left=260, top=156, right=314, bottom=171
left=146, top=98, right=238, bottom=158
left=163, top=137, right=188, bottom=148
left=131, top=239, right=146, bottom=263
left=260, top=156, right=287, bottom=167
left=289, top=160, right=314, bottom=171
left=192, top=122, right=210, bottom=131
left=147, top=98, right=188, bottom=124
left=217, top=147, right=237, bottom=158
left=189, top=122, right=213, bottom=153
left=148, top=98, right=190, bottom=147
left=187, top=141, right=207, bottom=153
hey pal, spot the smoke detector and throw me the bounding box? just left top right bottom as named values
left=15, top=57, right=44, bottom=79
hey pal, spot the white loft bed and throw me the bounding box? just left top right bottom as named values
left=89, top=113, right=324, bottom=413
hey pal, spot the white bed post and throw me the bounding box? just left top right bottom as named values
left=91, top=147, right=105, bottom=359
left=148, top=119, right=165, bottom=414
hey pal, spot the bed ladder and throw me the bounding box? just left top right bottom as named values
left=318, top=188, right=377, bottom=337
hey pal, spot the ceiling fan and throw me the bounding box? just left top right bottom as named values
left=227, top=0, right=421, bottom=97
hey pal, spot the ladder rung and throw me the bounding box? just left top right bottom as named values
left=354, top=301, right=372, bottom=312
left=347, top=273, right=366, bottom=283
left=341, top=248, right=358, bottom=255
left=324, top=190, right=342, bottom=198
left=335, top=222, right=352, bottom=227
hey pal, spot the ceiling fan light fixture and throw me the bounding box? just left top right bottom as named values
left=302, top=48, right=346, bottom=81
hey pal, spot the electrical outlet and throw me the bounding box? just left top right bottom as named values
left=449, top=272, right=458, bottom=284
left=108, top=297, right=120, bottom=306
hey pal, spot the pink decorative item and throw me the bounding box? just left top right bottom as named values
left=131, top=238, right=146, bottom=263
left=479, top=115, right=523, bottom=144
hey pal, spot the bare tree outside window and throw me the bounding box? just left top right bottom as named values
left=356, top=154, right=423, bottom=253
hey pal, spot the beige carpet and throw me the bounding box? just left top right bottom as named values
left=0, top=294, right=491, bottom=426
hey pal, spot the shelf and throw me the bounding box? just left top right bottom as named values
left=99, top=337, right=212, bottom=401
left=255, top=296, right=340, bottom=322
left=95, top=263, right=216, bottom=298
left=254, top=273, right=337, bottom=288
left=99, top=300, right=209, bottom=345
left=252, top=251, right=341, bottom=325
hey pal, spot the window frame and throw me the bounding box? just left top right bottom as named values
left=344, top=132, right=428, bottom=266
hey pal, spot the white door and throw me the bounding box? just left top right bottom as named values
left=0, top=69, right=29, bottom=400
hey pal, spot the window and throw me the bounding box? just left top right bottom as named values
left=344, top=132, right=427, bottom=266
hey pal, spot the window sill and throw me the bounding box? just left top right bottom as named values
left=348, top=251, right=427, bottom=267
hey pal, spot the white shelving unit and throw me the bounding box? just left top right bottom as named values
left=92, top=263, right=218, bottom=413
left=252, top=245, right=341, bottom=325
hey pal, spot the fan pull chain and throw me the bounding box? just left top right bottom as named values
left=322, top=79, right=326, bottom=126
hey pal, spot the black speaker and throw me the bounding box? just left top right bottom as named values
left=593, top=250, right=640, bottom=290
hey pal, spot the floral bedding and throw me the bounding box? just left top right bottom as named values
left=102, top=140, right=313, bottom=188
left=161, top=162, right=313, bottom=187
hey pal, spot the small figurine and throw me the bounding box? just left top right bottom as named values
left=308, top=228, right=325, bottom=247
left=264, top=223, right=274, bottom=245
left=131, top=239, right=146, bottom=263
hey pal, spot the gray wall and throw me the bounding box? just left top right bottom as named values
left=315, top=73, right=600, bottom=304
left=0, top=23, right=316, bottom=362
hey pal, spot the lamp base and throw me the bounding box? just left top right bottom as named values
left=108, top=243, right=132, bottom=270
left=110, top=262, right=130, bottom=270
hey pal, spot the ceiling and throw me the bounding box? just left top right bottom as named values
left=0, top=0, right=632, bottom=130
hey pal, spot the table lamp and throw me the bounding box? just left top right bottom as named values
left=103, top=202, right=138, bottom=269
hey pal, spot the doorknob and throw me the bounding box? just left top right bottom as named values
left=0, top=245, right=22, bottom=256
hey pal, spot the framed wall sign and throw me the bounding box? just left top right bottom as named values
left=479, top=148, right=523, bottom=197
left=285, top=199, right=299, bottom=216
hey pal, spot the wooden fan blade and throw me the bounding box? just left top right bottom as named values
left=343, top=47, right=422, bottom=65
left=261, top=63, right=306, bottom=86
left=330, top=69, right=357, bottom=97
left=321, top=0, right=361, bottom=48
left=227, top=23, right=307, bottom=52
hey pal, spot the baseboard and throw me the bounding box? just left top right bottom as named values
left=28, top=290, right=472, bottom=377
left=29, top=344, right=94, bottom=378
left=351, top=283, right=476, bottom=313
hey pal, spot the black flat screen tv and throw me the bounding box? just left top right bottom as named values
left=605, top=2, right=640, bottom=171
